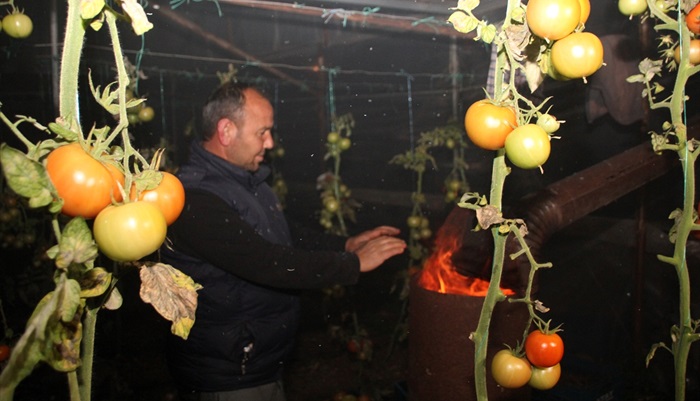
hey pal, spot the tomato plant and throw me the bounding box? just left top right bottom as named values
left=2, top=11, right=33, bottom=39
left=132, top=171, right=185, bottom=225
left=0, top=344, right=10, bottom=362
left=687, top=3, right=700, bottom=34
left=529, top=363, right=561, bottom=390
left=673, top=40, right=700, bottom=66
left=618, top=0, right=648, bottom=16
left=550, top=32, right=604, bottom=79
left=93, top=201, right=167, bottom=262
left=525, top=330, right=564, bottom=367
left=491, top=349, right=532, bottom=389
left=45, top=143, right=125, bottom=218
left=526, top=0, right=581, bottom=41
left=464, top=100, right=517, bottom=150
left=504, top=124, right=551, bottom=169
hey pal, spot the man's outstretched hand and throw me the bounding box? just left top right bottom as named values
left=347, top=226, right=406, bottom=272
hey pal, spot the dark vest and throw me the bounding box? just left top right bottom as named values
left=162, top=141, right=300, bottom=392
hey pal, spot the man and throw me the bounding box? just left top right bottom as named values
left=160, top=81, right=406, bottom=401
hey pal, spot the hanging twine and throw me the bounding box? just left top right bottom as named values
left=327, top=67, right=339, bottom=131
left=402, top=71, right=416, bottom=151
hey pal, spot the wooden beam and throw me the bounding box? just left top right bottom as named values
left=152, top=5, right=308, bottom=88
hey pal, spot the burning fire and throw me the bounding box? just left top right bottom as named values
left=417, top=213, right=515, bottom=297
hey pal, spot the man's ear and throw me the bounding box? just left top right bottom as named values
left=215, top=118, right=237, bottom=145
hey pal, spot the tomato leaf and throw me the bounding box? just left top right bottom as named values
left=139, top=262, right=202, bottom=340
left=80, top=0, right=106, bottom=20
left=448, top=11, right=479, bottom=35
left=103, top=286, right=123, bottom=310
left=0, top=277, right=82, bottom=395
left=78, top=267, right=113, bottom=298
left=0, top=144, right=61, bottom=213
left=475, top=205, right=505, bottom=229
left=55, top=217, right=99, bottom=270
left=456, top=0, right=480, bottom=12
left=48, top=121, right=79, bottom=141
left=477, top=23, right=497, bottom=44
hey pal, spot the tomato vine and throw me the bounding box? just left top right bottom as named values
left=0, top=2, right=199, bottom=400
left=624, top=2, right=700, bottom=400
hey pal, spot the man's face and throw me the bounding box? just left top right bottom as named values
left=226, top=89, right=275, bottom=171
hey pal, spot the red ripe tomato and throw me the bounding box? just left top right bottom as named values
left=505, top=124, right=551, bottom=169
left=529, top=363, right=561, bottom=390
left=550, top=32, right=604, bottom=79
left=132, top=172, right=185, bottom=225
left=464, top=100, right=517, bottom=150
left=45, top=143, right=125, bottom=218
left=687, top=3, right=700, bottom=34
left=93, top=201, right=167, bottom=262
left=526, top=0, right=581, bottom=41
left=673, top=40, right=700, bottom=66
left=0, top=344, right=10, bottom=362
left=491, top=349, right=532, bottom=389
left=525, top=330, right=564, bottom=367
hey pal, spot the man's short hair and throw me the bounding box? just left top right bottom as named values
left=200, top=81, right=257, bottom=141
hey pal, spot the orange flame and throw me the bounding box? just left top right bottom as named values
left=417, top=215, right=514, bottom=297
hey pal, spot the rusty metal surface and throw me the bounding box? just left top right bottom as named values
left=407, top=279, right=531, bottom=401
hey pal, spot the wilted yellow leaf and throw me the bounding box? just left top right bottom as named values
left=139, top=263, right=202, bottom=339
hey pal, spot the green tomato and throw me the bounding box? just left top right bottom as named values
left=138, top=106, right=155, bottom=122
left=2, top=12, right=33, bottom=39
left=491, top=349, right=532, bottom=389
left=93, top=201, right=167, bottom=262
left=618, top=0, right=648, bottom=16
left=327, top=132, right=340, bottom=144
left=505, top=124, right=551, bottom=169
left=529, top=363, right=561, bottom=390
left=407, top=215, right=422, bottom=228
left=339, top=137, right=352, bottom=150
left=536, top=114, right=561, bottom=134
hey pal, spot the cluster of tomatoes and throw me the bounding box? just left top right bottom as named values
left=491, top=329, right=564, bottom=391
left=677, top=2, right=700, bottom=65
left=124, top=89, right=157, bottom=126
left=528, top=0, right=604, bottom=82
left=619, top=0, right=700, bottom=65
left=318, top=131, right=354, bottom=230
left=44, top=143, right=185, bottom=262
left=406, top=214, right=432, bottom=241
left=346, top=335, right=373, bottom=361
left=464, top=99, right=554, bottom=170
left=1, top=8, right=32, bottom=39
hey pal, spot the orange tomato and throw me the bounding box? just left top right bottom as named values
left=464, top=100, right=517, bottom=150
left=45, top=143, right=124, bottom=218
left=526, top=0, right=581, bottom=40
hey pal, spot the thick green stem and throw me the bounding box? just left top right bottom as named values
left=649, top=13, right=700, bottom=401
left=59, top=0, right=86, bottom=130
left=67, top=371, right=80, bottom=401
left=473, top=151, right=510, bottom=401
left=78, top=307, right=98, bottom=401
